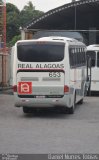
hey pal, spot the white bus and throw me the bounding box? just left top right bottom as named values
left=86, top=44, right=99, bottom=93
left=13, top=36, right=87, bottom=114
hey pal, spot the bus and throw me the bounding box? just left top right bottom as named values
left=86, top=44, right=99, bottom=93
left=13, top=36, right=87, bottom=114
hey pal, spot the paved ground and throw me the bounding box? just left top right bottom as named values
left=0, top=92, right=99, bottom=153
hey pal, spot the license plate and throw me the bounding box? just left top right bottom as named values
left=36, top=95, right=45, bottom=98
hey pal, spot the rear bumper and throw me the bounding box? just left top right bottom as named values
left=14, top=93, right=70, bottom=108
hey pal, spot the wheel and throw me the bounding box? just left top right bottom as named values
left=68, top=105, right=74, bottom=114
left=68, top=94, right=76, bottom=114
left=60, top=107, right=68, bottom=114
left=78, top=98, right=83, bottom=104
left=87, top=85, right=91, bottom=96
left=23, top=107, right=30, bottom=113
left=23, top=107, right=38, bottom=114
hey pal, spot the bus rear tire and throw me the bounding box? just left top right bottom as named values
left=23, top=107, right=38, bottom=114
left=68, top=106, right=74, bottom=114
left=23, top=107, right=30, bottom=113
left=23, top=107, right=37, bottom=113
left=68, top=94, right=76, bottom=114
left=78, top=98, right=83, bottom=104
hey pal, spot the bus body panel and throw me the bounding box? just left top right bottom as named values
left=87, top=44, right=99, bottom=92
left=70, top=67, right=86, bottom=102
left=17, top=71, right=64, bottom=96
left=91, top=68, right=99, bottom=91
left=14, top=93, right=70, bottom=108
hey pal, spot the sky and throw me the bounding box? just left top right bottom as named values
left=6, top=0, right=72, bottom=12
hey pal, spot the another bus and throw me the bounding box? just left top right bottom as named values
left=86, top=44, right=99, bottom=93
left=13, top=36, right=87, bottom=114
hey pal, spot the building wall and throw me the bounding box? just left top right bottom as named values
left=0, top=54, right=2, bottom=85
left=0, top=53, right=11, bottom=86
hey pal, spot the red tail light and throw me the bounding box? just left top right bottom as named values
left=13, top=85, right=17, bottom=92
left=64, top=85, right=69, bottom=93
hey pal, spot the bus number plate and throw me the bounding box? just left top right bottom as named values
left=49, top=72, right=61, bottom=78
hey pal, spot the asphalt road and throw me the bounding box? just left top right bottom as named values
left=0, top=92, right=99, bottom=154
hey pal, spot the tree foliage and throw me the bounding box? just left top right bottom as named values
left=8, top=35, right=21, bottom=47
left=0, top=0, right=3, bottom=4
left=19, top=1, right=44, bottom=26
left=6, top=1, right=44, bottom=47
left=6, top=3, right=20, bottom=45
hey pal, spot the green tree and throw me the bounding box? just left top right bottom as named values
left=8, top=35, right=21, bottom=46
left=19, top=1, right=44, bottom=26
left=6, top=3, right=20, bottom=45
left=0, top=0, right=3, bottom=4
left=6, top=1, right=44, bottom=46
left=23, top=1, right=35, bottom=11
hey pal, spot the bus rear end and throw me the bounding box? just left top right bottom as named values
left=13, top=39, right=70, bottom=110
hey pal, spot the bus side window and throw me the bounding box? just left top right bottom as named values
left=91, top=59, right=95, bottom=67
left=74, top=48, right=77, bottom=67
left=76, top=48, right=79, bottom=66
left=86, top=51, right=96, bottom=67
left=69, top=47, right=86, bottom=68
left=80, top=48, right=85, bottom=66
left=69, top=48, right=76, bottom=68
left=69, top=48, right=73, bottom=67
left=77, top=48, right=81, bottom=66
left=97, top=52, right=99, bottom=67
left=80, top=48, right=84, bottom=66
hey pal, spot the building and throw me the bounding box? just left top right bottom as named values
left=21, top=0, right=99, bottom=45
left=0, top=1, right=9, bottom=87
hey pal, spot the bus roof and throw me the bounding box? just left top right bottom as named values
left=87, top=44, right=99, bottom=51
left=16, top=36, right=85, bottom=46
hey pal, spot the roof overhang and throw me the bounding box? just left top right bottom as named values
left=25, top=0, right=99, bottom=31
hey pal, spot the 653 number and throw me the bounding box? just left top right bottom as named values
left=49, top=72, right=61, bottom=78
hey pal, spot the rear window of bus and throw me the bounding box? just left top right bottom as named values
left=17, top=42, right=64, bottom=62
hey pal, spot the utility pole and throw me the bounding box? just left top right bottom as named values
left=2, top=0, right=7, bottom=86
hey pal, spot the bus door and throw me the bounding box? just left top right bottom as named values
left=86, top=55, right=92, bottom=95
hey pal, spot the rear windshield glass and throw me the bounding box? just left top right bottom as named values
left=86, top=51, right=96, bottom=67
left=17, top=42, right=64, bottom=62
left=97, top=52, right=99, bottom=67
